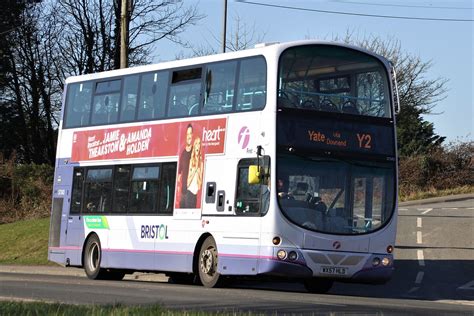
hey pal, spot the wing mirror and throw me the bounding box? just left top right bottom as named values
left=248, top=165, right=262, bottom=184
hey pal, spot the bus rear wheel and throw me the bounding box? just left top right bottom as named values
left=83, top=234, right=124, bottom=281
left=304, top=278, right=333, bottom=294
left=198, top=236, right=221, bottom=288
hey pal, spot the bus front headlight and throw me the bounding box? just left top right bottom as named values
left=277, top=250, right=287, bottom=260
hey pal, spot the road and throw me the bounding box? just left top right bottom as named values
left=1, top=197, right=473, bottom=314
left=331, top=197, right=474, bottom=302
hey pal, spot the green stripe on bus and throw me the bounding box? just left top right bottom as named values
left=84, top=216, right=109, bottom=229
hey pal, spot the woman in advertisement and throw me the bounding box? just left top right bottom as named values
left=186, top=136, right=203, bottom=208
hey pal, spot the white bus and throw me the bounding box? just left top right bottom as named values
left=49, top=40, right=398, bottom=293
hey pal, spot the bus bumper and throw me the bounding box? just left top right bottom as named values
left=349, top=266, right=393, bottom=284
left=258, top=258, right=313, bottom=278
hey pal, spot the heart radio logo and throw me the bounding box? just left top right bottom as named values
left=238, top=126, right=250, bottom=149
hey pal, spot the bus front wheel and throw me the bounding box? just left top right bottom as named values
left=83, top=234, right=124, bottom=281
left=304, top=278, right=333, bottom=294
left=198, top=236, right=221, bottom=288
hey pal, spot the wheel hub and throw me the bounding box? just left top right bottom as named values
left=200, top=249, right=215, bottom=274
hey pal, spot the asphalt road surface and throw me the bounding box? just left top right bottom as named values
left=1, top=197, right=473, bottom=315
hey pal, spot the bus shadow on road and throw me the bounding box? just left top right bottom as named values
left=329, top=259, right=473, bottom=301
left=228, top=259, right=474, bottom=302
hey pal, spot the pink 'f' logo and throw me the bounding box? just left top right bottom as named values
left=238, top=126, right=250, bottom=149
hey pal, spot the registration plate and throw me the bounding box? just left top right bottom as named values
left=320, top=266, right=348, bottom=275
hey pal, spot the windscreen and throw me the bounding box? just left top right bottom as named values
left=278, top=45, right=391, bottom=118
left=277, top=153, right=395, bottom=235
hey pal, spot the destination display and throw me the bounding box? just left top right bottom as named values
left=277, top=115, right=395, bottom=157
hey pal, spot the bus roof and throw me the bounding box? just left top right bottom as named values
left=65, top=40, right=392, bottom=84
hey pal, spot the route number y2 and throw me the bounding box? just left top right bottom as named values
left=357, top=133, right=372, bottom=149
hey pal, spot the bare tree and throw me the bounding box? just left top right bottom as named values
left=53, top=0, right=203, bottom=74
left=182, top=14, right=267, bottom=58
left=335, top=32, right=447, bottom=115
left=226, top=14, right=266, bottom=52
left=2, top=5, right=61, bottom=164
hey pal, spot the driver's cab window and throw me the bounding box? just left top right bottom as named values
left=353, top=174, right=386, bottom=231
left=235, top=157, right=270, bottom=215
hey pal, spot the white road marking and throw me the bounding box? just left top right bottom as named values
left=436, top=300, right=474, bottom=307
left=467, top=207, right=474, bottom=210
left=458, top=280, right=474, bottom=290
left=415, top=271, right=424, bottom=284
left=417, top=217, right=422, bottom=228
left=417, top=231, right=423, bottom=244
left=399, top=208, right=408, bottom=211
left=443, top=208, right=458, bottom=210
left=0, top=296, right=55, bottom=303
left=417, top=250, right=425, bottom=266
left=407, top=287, right=419, bottom=293
left=421, top=208, right=433, bottom=215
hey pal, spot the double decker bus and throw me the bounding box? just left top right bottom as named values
left=49, top=40, right=398, bottom=293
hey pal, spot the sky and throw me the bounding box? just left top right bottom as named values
left=156, top=0, right=473, bottom=142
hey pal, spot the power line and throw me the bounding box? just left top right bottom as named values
left=332, top=0, right=474, bottom=10
left=236, top=1, right=474, bottom=22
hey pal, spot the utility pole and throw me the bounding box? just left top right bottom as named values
left=120, top=0, right=129, bottom=68
left=222, top=0, right=227, bottom=53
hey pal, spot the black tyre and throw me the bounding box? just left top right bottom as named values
left=198, top=236, right=221, bottom=288
left=304, top=278, right=333, bottom=294
left=83, top=234, right=125, bottom=280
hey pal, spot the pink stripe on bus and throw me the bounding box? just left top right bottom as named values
left=103, top=248, right=193, bottom=255
left=220, top=253, right=275, bottom=260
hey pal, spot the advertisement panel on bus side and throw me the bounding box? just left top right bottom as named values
left=71, top=118, right=227, bottom=162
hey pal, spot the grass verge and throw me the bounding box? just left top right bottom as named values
left=0, top=217, right=51, bottom=265
left=0, top=301, right=223, bottom=316
left=399, top=185, right=474, bottom=202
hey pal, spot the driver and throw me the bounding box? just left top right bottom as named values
left=312, top=196, right=328, bottom=213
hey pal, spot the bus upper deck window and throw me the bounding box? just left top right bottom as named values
left=138, top=71, right=168, bottom=121
left=168, top=68, right=202, bottom=118
left=236, top=57, right=267, bottom=112
left=278, top=45, right=391, bottom=118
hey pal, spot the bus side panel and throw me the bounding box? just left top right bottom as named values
left=103, top=216, right=193, bottom=272
left=217, top=238, right=260, bottom=275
